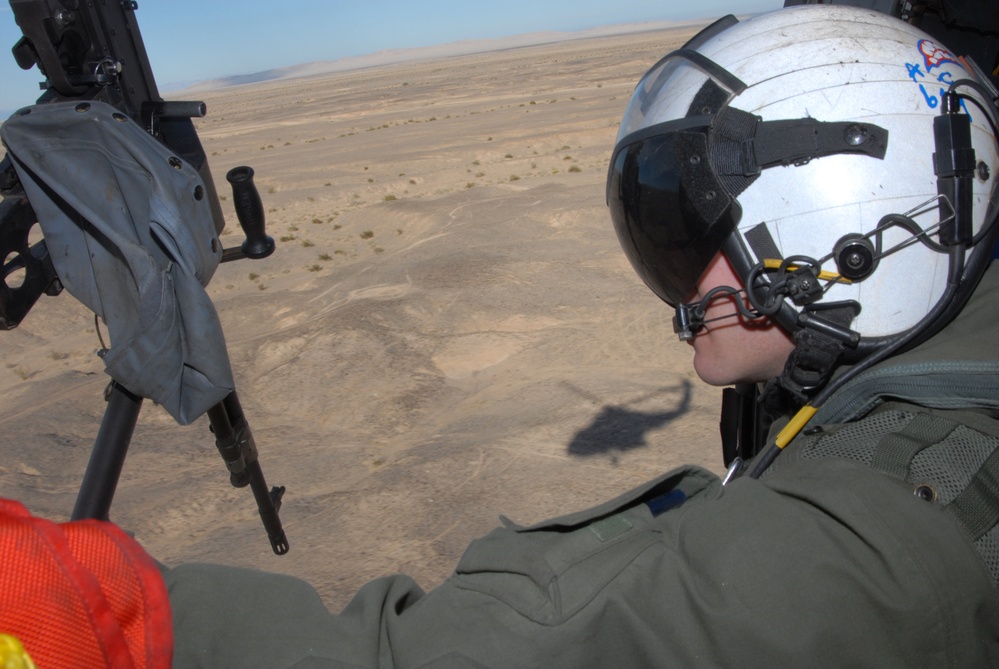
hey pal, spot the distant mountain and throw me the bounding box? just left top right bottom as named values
left=169, top=21, right=697, bottom=95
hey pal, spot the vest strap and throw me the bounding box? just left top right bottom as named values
left=870, top=412, right=958, bottom=481
left=946, top=447, right=999, bottom=541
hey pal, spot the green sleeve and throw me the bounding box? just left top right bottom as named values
left=167, top=460, right=999, bottom=668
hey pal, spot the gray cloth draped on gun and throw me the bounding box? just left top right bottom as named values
left=1, top=100, right=233, bottom=425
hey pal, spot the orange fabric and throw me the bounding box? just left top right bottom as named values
left=0, top=499, right=172, bottom=669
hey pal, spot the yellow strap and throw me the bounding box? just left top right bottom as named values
left=0, top=634, right=36, bottom=669
left=775, top=405, right=819, bottom=449
left=762, top=259, right=848, bottom=283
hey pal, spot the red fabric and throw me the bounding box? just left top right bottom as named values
left=0, top=499, right=172, bottom=669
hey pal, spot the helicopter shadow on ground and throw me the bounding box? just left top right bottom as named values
left=566, top=380, right=692, bottom=463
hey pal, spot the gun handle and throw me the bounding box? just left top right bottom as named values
left=226, top=166, right=274, bottom=259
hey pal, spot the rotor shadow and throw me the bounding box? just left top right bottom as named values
left=566, top=380, right=692, bottom=459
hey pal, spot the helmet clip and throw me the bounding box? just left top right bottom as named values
left=784, top=266, right=824, bottom=306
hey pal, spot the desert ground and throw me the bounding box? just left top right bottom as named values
left=1, top=24, right=728, bottom=610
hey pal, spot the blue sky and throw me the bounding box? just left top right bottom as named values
left=0, top=0, right=782, bottom=114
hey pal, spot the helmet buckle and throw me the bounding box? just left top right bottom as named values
left=785, top=266, right=823, bottom=306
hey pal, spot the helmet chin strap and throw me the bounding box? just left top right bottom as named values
left=774, top=304, right=860, bottom=402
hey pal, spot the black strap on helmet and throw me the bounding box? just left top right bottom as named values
left=708, top=105, right=890, bottom=200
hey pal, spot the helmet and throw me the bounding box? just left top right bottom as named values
left=607, top=5, right=999, bottom=381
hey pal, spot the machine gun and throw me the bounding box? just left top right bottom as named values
left=0, top=0, right=288, bottom=554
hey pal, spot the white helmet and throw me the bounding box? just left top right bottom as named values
left=607, top=5, right=999, bottom=392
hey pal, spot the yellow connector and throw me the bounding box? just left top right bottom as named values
left=0, top=634, right=36, bottom=669
left=762, top=259, right=849, bottom=283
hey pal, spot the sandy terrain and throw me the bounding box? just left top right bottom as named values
left=0, top=25, right=727, bottom=611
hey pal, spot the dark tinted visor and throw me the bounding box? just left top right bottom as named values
left=607, top=119, right=741, bottom=306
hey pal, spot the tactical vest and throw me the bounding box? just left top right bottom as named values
left=741, top=259, right=999, bottom=585
left=764, top=403, right=999, bottom=584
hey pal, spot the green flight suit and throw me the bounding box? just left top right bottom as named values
left=166, top=267, right=999, bottom=668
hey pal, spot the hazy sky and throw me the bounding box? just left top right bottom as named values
left=0, top=0, right=783, bottom=113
